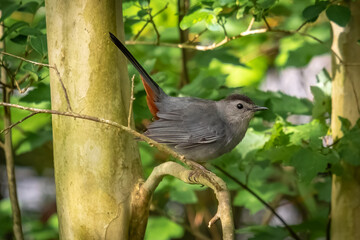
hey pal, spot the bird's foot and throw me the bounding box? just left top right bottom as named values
left=186, top=160, right=212, bottom=183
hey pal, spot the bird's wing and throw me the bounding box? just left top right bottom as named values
left=145, top=100, right=226, bottom=149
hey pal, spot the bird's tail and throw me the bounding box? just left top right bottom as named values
left=109, top=32, right=164, bottom=117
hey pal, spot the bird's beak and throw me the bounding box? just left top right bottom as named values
left=253, top=106, right=268, bottom=112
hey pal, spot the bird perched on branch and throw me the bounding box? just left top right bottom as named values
left=110, top=32, right=267, bottom=163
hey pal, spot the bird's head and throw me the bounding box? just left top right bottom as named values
left=217, top=94, right=268, bottom=127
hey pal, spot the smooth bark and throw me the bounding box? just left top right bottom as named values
left=45, top=0, right=142, bottom=238
left=331, top=2, right=360, bottom=239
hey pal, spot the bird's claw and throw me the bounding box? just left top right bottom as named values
left=187, top=164, right=211, bottom=183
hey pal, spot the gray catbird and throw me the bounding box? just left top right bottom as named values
left=109, top=33, right=268, bottom=162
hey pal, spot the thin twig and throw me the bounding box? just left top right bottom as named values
left=212, top=165, right=300, bottom=240
left=131, top=3, right=169, bottom=42
left=133, top=21, right=150, bottom=41
left=188, top=28, right=208, bottom=43
left=14, top=73, right=32, bottom=94
left=128, top=75, right=136, bottom=128
left=219, top=18, right=228, bottom=38
left=0, top=112, right=38, bottom=134
left=48, top=63, right=72, bottom=111
left=263, top=16, right=271, bottom=30
left=296, top=21, right=308, bottom=32
left=153, top=3, right=169, bottom=18
left=246, top=17, right=255, bottom=32
left=127, top=23, right=344, bottom=63
left=0, top=51, right=51, bottom=68
left=267, top=29, right=343, bottom=63
left=0, top=102, right=195, bottom=167
left=148, top=12, right=161, bottom=45
left=0, top=52, right=73, bottom=111
left=126, top=28, right=268, bottom=50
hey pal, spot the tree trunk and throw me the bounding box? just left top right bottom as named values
left=45, top=0, right=142, bottom=238
left=331, top=2, right=360, bottom=239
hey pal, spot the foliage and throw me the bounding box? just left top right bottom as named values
left=0, top=0, right=358, bottom=239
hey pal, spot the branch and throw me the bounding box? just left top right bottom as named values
left=126, top=22, right=344, bottom=63
left=0, top=18, right=24, bottom=239
left=212, top=165, right=300, bottom=240
left=0, top=102, right=235, bottom=239
left=128, top=75, right=136, bottom=128
left=0, top=112, right=38, bottom=134
left=131, top=3, right=168, bottom=42
left=0, top=51, right=72, bottom=111
left=137, top=162, right=234, bottom=240
left=125, top=28, right=268, bottom=50
left=0, top=102, right=194, bottom=168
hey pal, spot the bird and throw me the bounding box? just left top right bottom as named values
left=109, top=32, right=268, bottom=163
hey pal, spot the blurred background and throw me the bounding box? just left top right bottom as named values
left=0, top=0, right=347, bottom=239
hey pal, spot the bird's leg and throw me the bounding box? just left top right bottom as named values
left=186, top=160, right=212, bottom=183
left=186, top=160, right=208, bottom=171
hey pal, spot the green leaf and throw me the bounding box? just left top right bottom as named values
left=287, top=120, right=328, bottom=149
left=180, top=8, right=220, bottom=31
left=233, top=182, right=292, bottom=214
left=0, top=3, right=19, bottom=22
left=236, top=128, right=269, bottom=158
left=314, top=177, right=331, bottom=202
left=302, top=2, right=328, bottom=22
left=169, top=180, right=199, bottom=204
left=284, top=42, right=328, bottom=67
left=18, top=1, right=40, bottom=14
left=290, top=148, right=328, bottom=182
left=10, top=34, right=28, bottom=44
left=219, top=0, right=236, bottom=6
left=180, top=68, right=227, bottom=99
left=18, top=27, right=43, bottom=36
left=15, top=126, right=52, bottom=155
left=193, top=48, right=247, bottom=67
left=336, top=119, right=360, bottom=165
left=315, top=68, right=332, bottom=95
left=137, top=9, right=148, bottom=18
left=256, top=0, right=276, bottom=9
left=311, top=86, right=331, bottom=119
left=326, top=5, right=351, bottom=27
left=145, top=217, right=184, bottom=240
left=258, top=145, right=301, bottom=163
left=237, top=225, right=288, bottom=240
left=1, top=21, right=29, bottom=40
left=270, top=94, right=312, bottom=116
left=20, top=83, right=51, bottom=103
left=30, top=35, right=48, bottom=56
left=236, top=7, right=245, bottom=19
left=263, top=118, right=290, bottom=149
left=0, top=199, right=13, bottom=236
left=338, top=116, right=351, bottom=133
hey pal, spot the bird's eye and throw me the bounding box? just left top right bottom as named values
left=237, top=103, right=243, bottom=109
